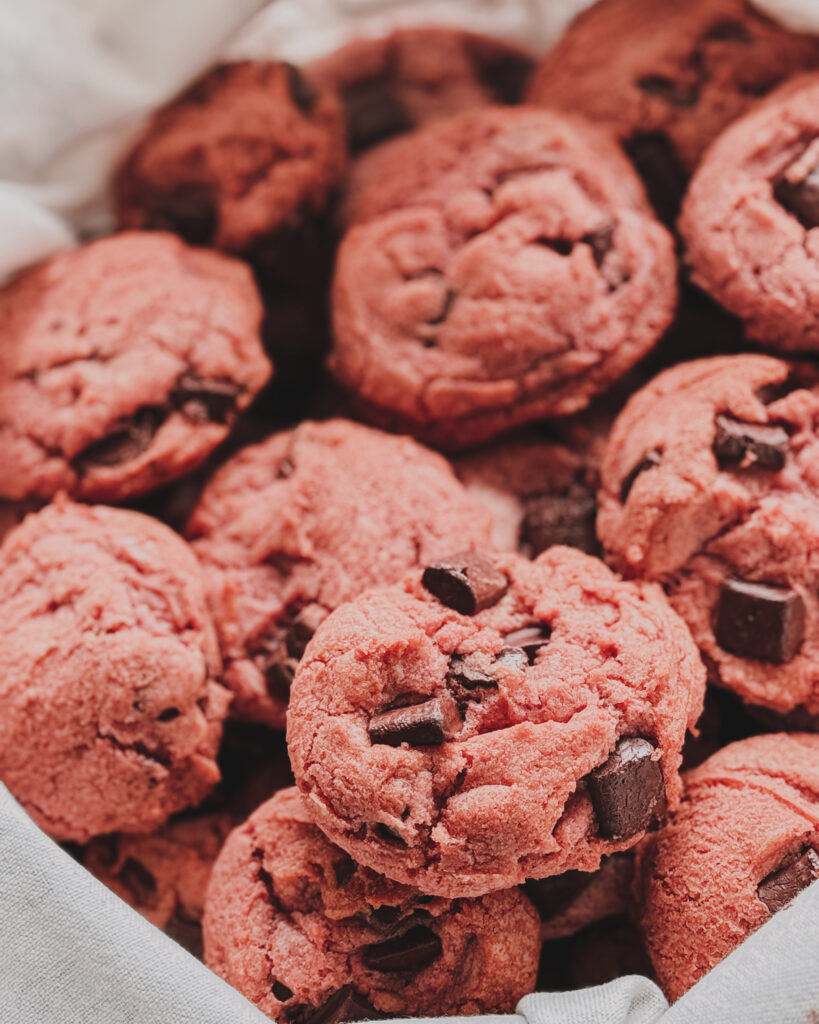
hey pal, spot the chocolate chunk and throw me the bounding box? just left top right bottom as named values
left=285, top=63, right=317, bottom=113
left=774, top=162, right=819, bottom=229
left=422, top=552, right=508, bottom=614
left=716, top=578, right=805, bottom=663
left=447, top=654, right=497, bottom=690
left=428, top=288, right=457, bottom=325
left=361, top=924, right=443, bottom=973
left=119, top=857, right=157, bottom=905
left=521, top=489, right=598, bottom=556
left=374, top=823, right=405, bottom=844
left=503, top=625, right=551, bottom=665
left=369, top=695, right=460, bottom=747
left=494, top=646, right=529, bottom=671
left=623, top=132, right=688, bottom=226
left=285, top=606, right=326, bottom=660
left=172, top=373, right=240, bottom=423
left=524, top=871, right=594, bottom=920
left=713, top=414, right=788, bottom=470
left=300, top=986, right=382, bottom=1024
left=588, top=737, right=664, bottom=841
left=536, top=237, right=574, bottom=256
left=74, top=406, right=163, bottom=469
left=476, top=54, right=534, bottom=105
left=273, top=980, right=295, bottom=1001
left=332, top=854, right=357, bottom=887
left=636, top=75, right=699, bottom=108
left=757, top=848, right=819, bottom=913
left=581, top=225, right=615, bottom=268
left=344, top=85, right=411, bottom=153
left=620, top=448, right=662, bottom=502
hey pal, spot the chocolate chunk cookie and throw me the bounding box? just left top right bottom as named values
left=203, top=787, right=540, bottom=1020
left=0, top=232, right=269, bottom=503
left=528, top=0, right=819, bottom=223
left=186, top=419, right=494, bottom=729
left=331, top=107, right=676, bottom=449
left=635, top=733, right=819, bottom=1000
left=0, top=499, right=229, bottom=842
left=598, top=354, right=819, bottom=723
left=681, top=72, right=819, bottom=351
left=287, top=546, right=705, bottom=897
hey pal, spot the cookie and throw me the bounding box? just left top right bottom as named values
left=331, top=107, right=677, bottom=449
left=186, top=419, right=494, bottom=729
left=681, top=73, right=819, bottom=351
left=203, top=787, right=540, bottom=1020
left=0, top=231, right=269, bottom=504
left=287, top=546, right=705, bottom=897
left=635, top=733, right=819, bottom=1000
left=0, top=499, right=229, bottom=842
left=598, top=354, right=819, bottom=723
left=528, top=0, right=819, bottom=223
left=309, top=27, right=533, bottom=155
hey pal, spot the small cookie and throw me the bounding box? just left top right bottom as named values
left=0, top=499, right=229, bottom=842
left=309, top=27, right=533, bottom=154
left=203, top=787, right=540, bottom=1020
left=186, top=419, right=494, bottom=729
left=598, top=355, right=819, bottom=723
left=681, top=72, right=819, bottom=351
left=0, top=232, right=269, bottom=504
left=635, top=733, right=819, bottom=1000
left=331, top=107, right=676, bottom=449
left=287, top=546, right=705, bottom=897
left=528, top=0, right=819, bottom=222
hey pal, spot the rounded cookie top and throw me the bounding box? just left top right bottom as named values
left=527, top=0, right=819, bottom=222
left=681, top=72, right=819, bottom=351
left=635, top=733, right=819, bottom=1001
left=203, top=787, right=540, bottom=1021
left=331, top=107, right=676, bottom=449
left=287, top=546, right=705, bottom=897
left=0, top=231, right=269, bottom=504
left=186, top=419, right=494, bottom=729
left=309, top=27, right=533, bottom=155
left=598, top=354, right=819, bottom=719
left=0, top=499, right=229, bottom=842
left=115, top=61, right=347, bottom=252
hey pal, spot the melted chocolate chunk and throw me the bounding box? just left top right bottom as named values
left=713, top=414, right=789, bottom=470
left=172, top=373, right=241, bottom=423
left=587, top=737, right=664, bottom=841
left=623, top=132, right=688, bottom=226
left=524, top=871, right=594, bottom=921
left=503, top=625, right=552, bottom=664
left=636, top=74, right=699, bottom=108
left=361, top=924, right=443, bottom=973
left=476, top=54, right=534, bottom=105
left=775, top=162, right=819, bottom=229
left=332, top=854, right=357, bottom=887
left=521, top=488, right=598, bottom=557
left=757, top=848, right=819, bottom=913
left=716, top=578, right=805, bottom=663
left=273, top=980, right=295, bottom=1001
left=285, top=63, right=317, bottom=113
left=74, top=406, right=163, bottom=470
left=300, top=986, right=381, bottom=1024
left=119, top=857, right=158, bottom=905
left=369, top=695, right=459, bottom=747
left=422, top=552, right=508, bottom=615
left=620, top=448, right=662, bottom=503
left=344, top=85, right=412, bottom=153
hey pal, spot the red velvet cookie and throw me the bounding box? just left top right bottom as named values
left=0, top=232, right=269, bottom=504
left=309, top=27, right=533, bottom=155
left=331, top=107, right=676, bottom=449
left=598, top=355, right=819, bottom=724
left=635, top=733, right=819, bottom=1000
left=186, top=419, right=494, bottom=729
left=288, top=546, right=705, bottom=897
left=528, top=0, right=819, bottom=223
left=681, top=73, right=819, bottom=351
left=203, top=787, right=540, bottom=1021
left=0, top=499, right=228, bottom=842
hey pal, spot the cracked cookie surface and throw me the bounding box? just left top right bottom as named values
left=0, top=231, right=269, bottom=503
left=186, top=419, right=494, bottom=729
left=0, top=498, right=229, bottom=841
left=203, top=787, right=540, bottom=1021
left=287, top=546, right=704, bottom=897
left=598, top=355, right=819, bottom=721
left=331, top=107, right=676, bottom=449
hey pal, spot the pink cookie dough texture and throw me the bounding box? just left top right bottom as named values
left=203, top=787, right=540, bottom=1021
left=635, top=733, right=819, bottom=1000
left=331, top=107, right=677, bottom=449
left=681, top=73, right=819, bottom=352
left=0, top=231, right=270, bottom=504
left=287, top=546, right=705, bottom=898
left=0, top=499, right=229, bottom=842
left=598, top=354, right=819, bottom=722
left=186, top=419, right=494, bottom=729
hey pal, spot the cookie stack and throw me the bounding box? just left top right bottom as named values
left=3, top=1, right=819, bottom=1017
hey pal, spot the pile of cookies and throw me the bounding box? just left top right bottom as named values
left=3, top=0, right=819, bottom=1016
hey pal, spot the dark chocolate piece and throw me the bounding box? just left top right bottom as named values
left=447, top=654, right=497, bottom=690
left=536, top=237, right=574, bottom=256
left=757, top=848, right=819, bottom=914
left=503, top=625, right=551, bottom=665
left=713, top=414, right=788, bottom=470
left=285, top=63, right=317, bottom=113
left=620, top=449, right=662, bottom=502
left=521, top=489, right=598, bottom=556
left=374, top=823, right=405, bottom=844
left=588, top=737, right=664, bottom=841
left=715, top=578, right=805, bottom=663
left=774, top=162, right=819, bottom=230
left=361, top=924, right=443, bottom=973
left=369, top=695, right=459, bottom=747
left=422, top=552, right=508, bottom=614
left=344, top=86, right=412, bottom=153
left=273, top=980, right=295, bottom=1001
left=494, top=646, right=529, bottom=671
left=74, top=406, right=163, bottom=469
left=301, top=986, right=382, bottom=1024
